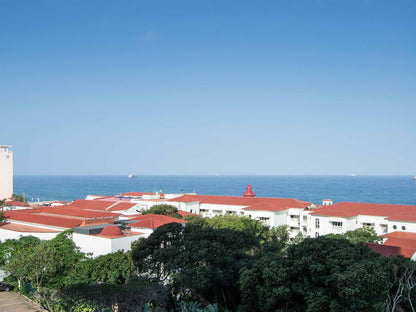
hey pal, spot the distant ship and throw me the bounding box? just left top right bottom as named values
left=413, top=176, right=416, bottom=181
left=348, top=173, right=357, bottom=177
left=128, top=174, right=137, bottom=179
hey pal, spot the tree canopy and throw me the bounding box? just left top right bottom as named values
left=71, top=251, right=132, bottom=284
left=3, top=230, right=85, bottom=289
left=325, top=226, right=382, bottom=244
left=142, top=204, right=183, bottom=219
left=239, top=237, right=392, bottom=312
left=131, top=223, right=258, bottom=310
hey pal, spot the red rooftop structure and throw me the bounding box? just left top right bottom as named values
left=242, top=184, right=256, bottom=197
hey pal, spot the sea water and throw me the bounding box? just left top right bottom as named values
left=13, top=175, right=416, bottom=206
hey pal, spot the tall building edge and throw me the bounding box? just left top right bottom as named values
left=0, top=145, right=13, bottom=200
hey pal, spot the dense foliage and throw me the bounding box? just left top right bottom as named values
left=131, top=223, right=258, bottom=310
left=142, top=204, right=183, bottom=219
left=185, top=215, right=291, bottom=254
left=239, top=237, right=392, bottom=312
left=3, top=231, right=84, bottom=289
left=325, top=226, right=382, bottom=244
left=71, top=251, right=133, bottom=284
left=0, top=210, right=5, bottom=224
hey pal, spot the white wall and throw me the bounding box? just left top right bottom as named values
left=0, top=229, right=59, bottom=242
left=73, top=233, right=113, bottom=257
left=0, top=146, right=13, bottom=200
left=72, top=233, right=145, bottom=257
left=110, top=235, right=143, bottom=252
left=387, top=220, right=416, bottom=234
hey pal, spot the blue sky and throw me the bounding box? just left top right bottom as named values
left=1, top=0, right=415, bottom=175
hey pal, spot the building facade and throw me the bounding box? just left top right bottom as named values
left=0, top=145, right=13, bottom=200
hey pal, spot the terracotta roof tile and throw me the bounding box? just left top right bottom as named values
left=31, top=206, right=120, bottom=219
left=5, top=200, right=28, bottom=207
left=106, top=202, right=137, bottom=211
left=129, top=214, right=186, bottom=229
left=367, top=243, right=402, bottom=257
left=168, top=195, right=311, bottom=211
left=0, top=223, right=60, bottom=233
left=67, top=199, right=115, bottom=211
left=310, top=202, right=416, bottom=221
left=4, top=211, right=83, bottom=228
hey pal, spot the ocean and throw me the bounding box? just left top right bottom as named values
left=13, top=175, right=416, bottom=206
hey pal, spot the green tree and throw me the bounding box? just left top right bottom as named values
left=71, top=251, right=132, bottom=284
left=0, top=210, right=5, bottom=225
left=1, top=236, right=42, bottom=282
left=326, top=226, right=382, bottom=244
left=143, top=204, right=183, bottom=219
left=262, top=225, right=290, bottom=253
left=11, top=193, right=26, bottom=203
left=184, top=215, right=208, bottom=227
left=131, top=223, right=258, bottom=310
left=0, top=199, right=6, bottom=224
left=3, top=230, right=84, bottom=289
left=239, top=237, right=391, bottom=312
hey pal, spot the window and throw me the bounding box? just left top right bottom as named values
left=303, top=216, right=308, bottom=220
left=402, top=226, right=406, bottom=231
left=393, top=225, right=397, bottom=230
left=315, top=218, right=320, bottom=229
left=315, top=232, right=319, bottom=238
left=332, top=221, right=343, bottom=228
left=259, top=217, right=270, bottom=221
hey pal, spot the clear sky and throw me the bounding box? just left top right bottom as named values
left=1, top=0, right=415, bottom=175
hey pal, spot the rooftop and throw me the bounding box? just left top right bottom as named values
left=310, top=202, right=416, bottom=222
left=168, top=194, right=311, bottom=211
left=129, top=214, right=187, bottom=229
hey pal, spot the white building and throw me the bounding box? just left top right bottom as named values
left=299, top=201, right=416, bottom=238
left=102, top=189, right=313, bottom=239
left=0, top=145, right=13, bottom=200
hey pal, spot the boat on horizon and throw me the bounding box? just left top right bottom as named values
left=128, top=174, right=137, bottom=179
left=413, top=176, right=416, bottom=181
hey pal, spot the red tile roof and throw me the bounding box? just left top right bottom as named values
left=383, top=239, right=416, bottom=258
left=5, top=200, right=29, bottom=207
left=129, top=214, right=187, bottom=229
left=367, top=243, right=402, bottom=257
left=381, top=231, right=416, bottom=240
left=106, top=202, right=137, bottom=211
left=30, top=206, right=120, bottom=219
left=379, top=231, right=416, bottom=258
left=310, top=202, right=416, bottom=222
left=0, top=223, right=60, bottom=233
left=168, top=195, right=311, bottom=212
left=67, top=199, right=115, bottom=211
left=4, top=211, right=83, bottom=229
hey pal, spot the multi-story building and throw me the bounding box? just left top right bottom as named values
left=299, top=201, right=416, bottom=238
left=0, top=145, right=13, bottom=200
